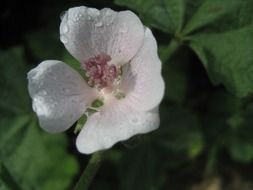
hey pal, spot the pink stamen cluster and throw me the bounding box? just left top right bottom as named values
left=82, top=53, right=119, bottom=88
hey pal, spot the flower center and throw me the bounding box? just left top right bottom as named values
left=82, top=53, right=120, bottom=89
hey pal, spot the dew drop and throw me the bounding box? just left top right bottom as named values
left=62, top=25, right=69, bottom=34
left=120, top=23, right=128, bottom=33
left=87, top=8, right=100, bottom=17
left=95, top=22, right=103, bottom=27
left=104, top=10, right=114, bottom=25
left=38, top=82, right=43, bottom=88
left=51, top=102, right=57, bottom=108
left=131, top=117, right=139, bottom=124
left=75, top=16, right=80, bottom=22
left=42, top=90, right=47, bottom=95
left=63, top=88, right=70, bottom=94
left=60, top=35, right=68, bottom=44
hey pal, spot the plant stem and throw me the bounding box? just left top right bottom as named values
left=74, top=151, right=104, bottom=190
left=161, top=37, right=182, bottom=63
left=204, top=147, right=218, bottom=177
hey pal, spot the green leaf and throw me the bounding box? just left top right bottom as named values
left=119, top=147, right=165, bottom=190
left=225, top=102, right=253, bottom=163
left=0, top=179, right=10, bottom=190
left=26, top=31, right=64, bottom=60
left=114, top=0, right=205, bottom=34
left=26, top=30, right=81, bottom=72
left=0, top=163, right=22, bottom=190
left=189, top=25, right=253, bottom=97
left=0, top=47, right=30, bottom=116
left=0, top=117, right=78, bottom=190
left=156, top=106, right=204, bottom=159
left=183, top=0, right=253, bottom=35
left=185, top=0, right=253, bottom=97
left=228, top=140, right=253, bottom=163
left=115, top=0, right=176, bottom=33
left=160, top=45, right=189, bottom=103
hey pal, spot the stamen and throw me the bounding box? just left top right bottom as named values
left=82, top=53, right=119, bottom=89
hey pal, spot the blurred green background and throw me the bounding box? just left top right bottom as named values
left=1, top=0, right=253, bottom=190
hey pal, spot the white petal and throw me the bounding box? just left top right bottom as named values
left=76, top=99, right=159, bottom=154
left=120, top=28, right=165, bottom=111
left=28, top=60, right=98, bottom=133
left=60, top=6, right=144, bottom=65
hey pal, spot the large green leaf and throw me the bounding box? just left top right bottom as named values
left=184, top=0, right=253, bottom=97
left=183, top=0, right=253, bottom=35
left=0, top=117, right=78, bottom=190
left=189, top=25, right=253, bottom=97
left=0, top=47, right=30, bottom=116
left=119, top=146, right=165, bottom=190
left=115, top=0, right=176, bottom=33
left=114, top=0, right=204, bottom=34
left=26, top=30, right=82, bottom=73
left=156, top=106, right=204, bottom=159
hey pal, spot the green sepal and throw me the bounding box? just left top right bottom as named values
left=91, top=99, right=104, bottom=108
left=74, top=115, right=88, bottom=134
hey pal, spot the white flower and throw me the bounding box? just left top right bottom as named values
left=27, top=6, right=165, bottom=154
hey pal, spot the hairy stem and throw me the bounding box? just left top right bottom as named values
left=74, top=151, right=104, bottom=190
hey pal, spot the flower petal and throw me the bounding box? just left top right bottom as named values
left=28, top=60, right=98, bottom=133
left=120, top=28, right=165, bottom=111
left=60, top=6, right=144, bottom=65
left=76, top=100, right=159, bottom=154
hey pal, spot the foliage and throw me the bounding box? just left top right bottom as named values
left=1, top=0, right=253, bottom=189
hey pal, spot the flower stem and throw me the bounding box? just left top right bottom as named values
left=74, top=151, right=104, bottom=190
left=164, top=38, right=182, bottom=62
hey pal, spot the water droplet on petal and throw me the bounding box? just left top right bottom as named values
left=38, top=82, right=43, bottom=88
left=95, top=22, right=103, bottom=27
left=63, top=88, right=70, bottom=94
left=62, top=25, right=69, bottom=34
left=131, top=117, right=139, bottom=124
left=120, top=23, right=128, bottom=33
left=51, top=102, right=57, bottom=108
left=60, top=35, right=68, bottom=44
left=74, top=15, right=80, bottom=22
left=87, top=8, right=100, bottom=17
left=104, top=9, right=114, bottom=26
left=42, top=90, right=47, bottom=95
